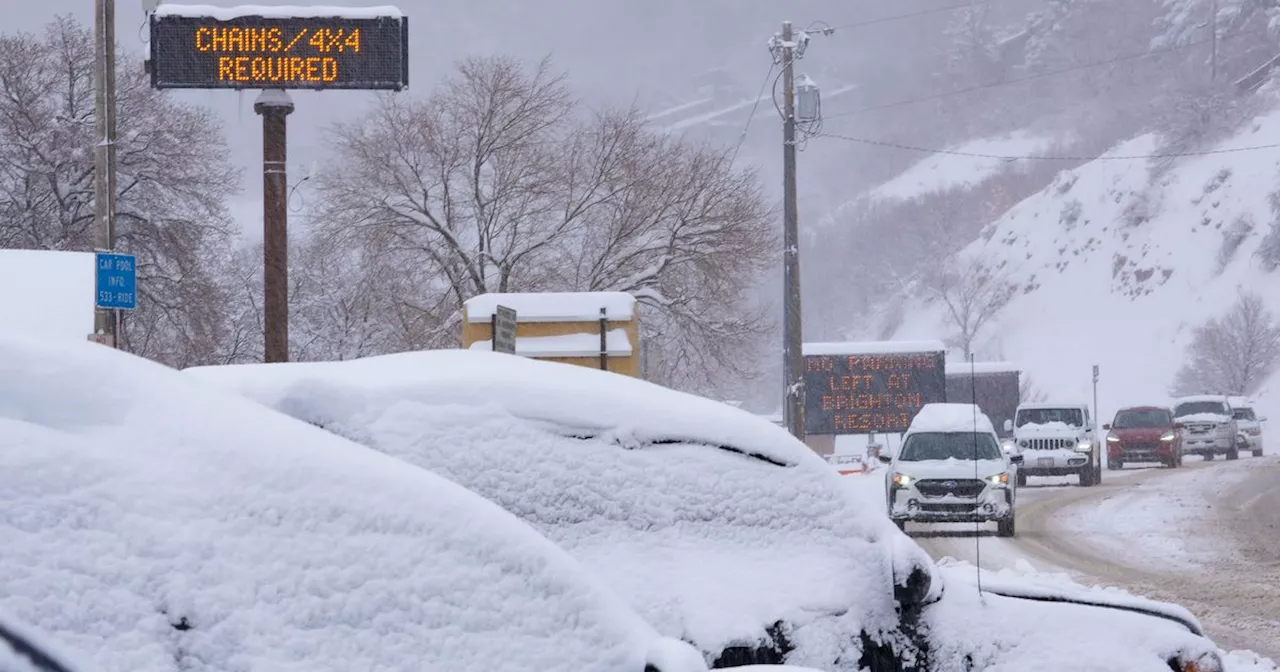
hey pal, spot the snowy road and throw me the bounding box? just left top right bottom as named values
left=906, top=457, right=1280, bottom=661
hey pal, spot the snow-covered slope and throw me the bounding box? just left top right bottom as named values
left=0, top=336, right=700, bottom=672
left=884, top=108, right=1280, bottom=424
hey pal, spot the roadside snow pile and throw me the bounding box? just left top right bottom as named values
left=0, top=336, right=694, bottom=672
left=186, top=350, right=930, bottom=668
left=1224, top=651, right=1280, bottom=672
left=927, top=560, right=1222, bottom=672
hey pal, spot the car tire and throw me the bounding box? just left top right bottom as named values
left=1016, top=470, right=1027, bottom=487
left=997, top=516, right=1016, bottom=538
left=1253, top=448, right=1264, bottom=457
left=1095, top=463, right=1103, bottom=484
left=1108, top=460, right=1122, bottom=471
left=1204, top=453, right=1215, bottom=461
left=1079, top=466, right=1095, bottom=487
left=1227, top=447, right=1239, bottom=460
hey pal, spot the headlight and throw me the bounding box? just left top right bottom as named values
left=892, top=472, right=914, bottom=487
left=1106, top=432, right=1121, bottom=443
left=987, top=472, right=1009, bottom=488
left=1076, top=440, right=1092, bottom=452
left=1160, top=431, right=1176, bottom=442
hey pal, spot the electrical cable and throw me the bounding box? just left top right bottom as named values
left=820, top=0, right=1005, bottom=33
left=815, top=131, right=1280, bottom=161
left=728, top=63, right=776, bottom=167
left=820, top=28, right=1267, bottom=121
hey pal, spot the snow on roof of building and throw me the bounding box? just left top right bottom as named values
left=468, top=329, right=633, bottom=357
left=804, top=340, right=947, bottom=356
left=463, top=292, right=636, bottom=323
left=945, top=361, right=1021, bottom=375
left=153, top=4, right=404, bottom=19
left=1, top=249, right=94, bottom=344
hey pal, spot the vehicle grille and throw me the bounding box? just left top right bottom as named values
left=1121, top=441, right=1161, bottom=452
left=1019, top=437, right=1076, bottom=450
left=916, top=479, right=985, bottom=498
left=919, top=503, right=976, bottom=513
left=1185, top=423, right=1215, bottom=434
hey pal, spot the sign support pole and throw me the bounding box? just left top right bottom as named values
left=780, top=21, right=806, bottom=441
left=93, top=0, right=119, bottom=348
left=255, top=90, right=294, bottom=363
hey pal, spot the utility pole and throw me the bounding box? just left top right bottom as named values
left=1210, top=0, right=1219, bottom=81
left=93, top=0, right=119, bottom=347
left=254, top=90, right=293, bottom=363
left=779, top=21, right=805, bottom=441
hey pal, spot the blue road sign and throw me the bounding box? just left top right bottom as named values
left=95, top=251, right=137, bottom=311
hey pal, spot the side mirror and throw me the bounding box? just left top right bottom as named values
left=1260, top=417, right=1268, bottom=423
left=1173, top=422, right=1184, bottom=430
left=1009, top=454, right=1024, bottom=465
left=877, top=454, right=892, bottom=465
left=1003, top=419, right=1013, bottom=433
left=1101, top=423, right=1111, bottom=430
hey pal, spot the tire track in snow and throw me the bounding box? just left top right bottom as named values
left=911, top=458, right=1280, bottom=661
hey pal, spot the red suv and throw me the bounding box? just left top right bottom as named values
left=1104, top=406, right=1183, bottom=469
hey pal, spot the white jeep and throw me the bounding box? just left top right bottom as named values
left=1173, top=395, right=1241, bottom=460
left=1008, top=402, right=1102, bottom=487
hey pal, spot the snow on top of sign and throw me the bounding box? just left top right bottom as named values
left=153, top=4, right=404, bottom=19
left=1, top=249, right=94, bottom=343
left=469, top=330, right=633, bottom=358
left=803, top=340, right=947, bottom=356
left=464, top=292, right=636, bottom=323
left=944, top=361, right=1020, bottom=375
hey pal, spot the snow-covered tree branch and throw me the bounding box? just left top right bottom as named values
left=1171, top=289, right=1280, bottom=395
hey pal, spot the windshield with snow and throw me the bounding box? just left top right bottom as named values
left=1112, top=409, right=1173, bottom=429
left=1233, top=408, right=1256, bottom=421
left=899, top=432, right=1003, bottom=461
left=1015, top=408, right=1082, bottom=428
left=1174, top=401, right=1227, bottom=417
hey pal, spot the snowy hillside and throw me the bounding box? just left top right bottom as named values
left=882, top=106, right=1280, bottom=423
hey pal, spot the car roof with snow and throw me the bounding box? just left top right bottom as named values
left=0, top=336, right=700, bottom=672
left=1173, top=394, right=1231, bottom=404
left=904, top=403, right=997, bottom=436
left=1227, top=396, right=1255, bottom=408
left=1017, top=401, right=1089, bottom=409
left=186, top=350, right=931, bottom=666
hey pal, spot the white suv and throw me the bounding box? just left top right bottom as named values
left=1228, top=397, right=1266, bottom=458
left=1009, top=402, right=1101, bottom=487
left=878, top=403, right=1024, bottom=537
left=1173, top=395, right=1240, bottom=460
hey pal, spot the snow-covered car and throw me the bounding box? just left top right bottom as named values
left=876, top=403, right=1023, bottom=537
left=188, top=350, right=1227, bottom=672
left=1010, top=402, right=1102, bottom=486
left=0, top=336, right=709, bottom=672
left=1173, top=395, right=1241, bottom=461
left=1228, top=397, right=1266, bottom=457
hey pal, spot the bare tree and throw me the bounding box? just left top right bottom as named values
left=308, top=55, right=775, bottom=392
left=926, top=256, right=1016, bottom=356
left=1171, top=290, right=1280, bottom=396
left=1019, top=373, right=1047, bottom=403
left=0, top=16, right=240, bottom=366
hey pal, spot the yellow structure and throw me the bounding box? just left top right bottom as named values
left=461, top=292, right=642, bottom=378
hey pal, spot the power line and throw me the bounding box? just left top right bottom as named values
left=821, top=28, right=1265, bottom=120
left=730, top=63, right=776, bottom=166
left=819, top=0, right=1003, bottom=33
left=817, top=131, right=1280, bottom=161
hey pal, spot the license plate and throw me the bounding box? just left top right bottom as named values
left=1038, top=457, right=1054, bottom=467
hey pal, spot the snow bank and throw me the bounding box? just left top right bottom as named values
left=468, top=329, right=632, bottom=357
left=153, top=4, right=404, bottom=19
left=907, top=403, right=996, bottom=435
left=0, top=250, right=93, bottom=343
left=803, top=339, right=947, bottom=356
left=0, top=336, right=694, bottom=672
left=927, top=560, right=1222, bottom=672
left=185, top=350, right=917, bottom=666
left=463, top=291, right=636, bottom=322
